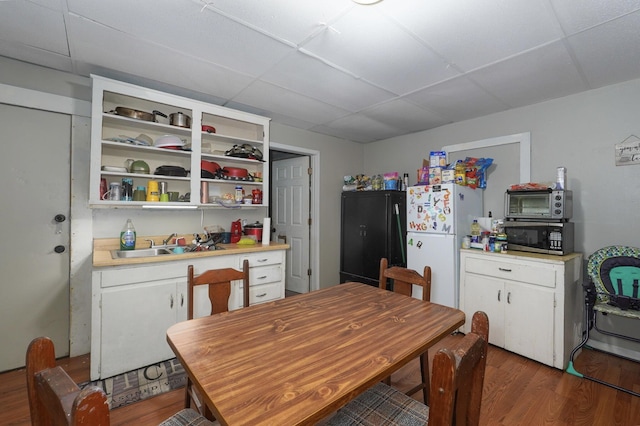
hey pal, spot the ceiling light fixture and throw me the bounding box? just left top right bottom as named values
left=352, top=0, right=383, bottom=5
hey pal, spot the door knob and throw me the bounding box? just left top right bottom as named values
left=54, top=245, right=66, bottom=253
left=54, top=214, right=66, bottom=223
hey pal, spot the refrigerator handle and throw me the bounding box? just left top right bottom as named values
left=498, top=289, right=501, bottom=302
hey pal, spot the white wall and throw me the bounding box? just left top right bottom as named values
left=366, top=78, right=640, bottom=256
left=365, top=78, right=640, bottom=355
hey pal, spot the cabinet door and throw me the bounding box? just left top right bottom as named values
left=504, top=283, right=555, bottom=366
left=360, top=196, right=390, bottom=279
left=341, top=194, right=389, bottom=279
left=341, top=195, right=366, bottom=276
left=100, top=280, right=179, bottom=378
left=463, top=274, right=505, bottom=348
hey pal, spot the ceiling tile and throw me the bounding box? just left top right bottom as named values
left=261, top=51, right=395, bottom=111
left=470, top=41, right=587, bottom=107
left=382, top=0, right=564, bottom=71
left=360, top=99, right=449, bottom=134
left=67, top=0, right=293, bottom=76
left=567, top=10, right=640, bottom=88
left=302, top=6, right=459, bottom=95
left=231, top=80, right=350, bottom=125
left=0, top=1, right=69, bottom=56
left=196, top=0, right=353, bottom=45
left=321, top=113, right=402, bottom=143
left=67, top=14, right=255, bottom=100
left=550, top=0, right=640, bottom=34
left=407, top=76, right=508, bottom=122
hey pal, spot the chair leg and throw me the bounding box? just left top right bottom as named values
left=420, top=352, right=429, bottom=404
left=184, top=378, right=192, bottom=408
left=406, top=351, right=429, bottom=404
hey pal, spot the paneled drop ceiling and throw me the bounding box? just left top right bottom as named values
left=2, top=0, right=640, bottom=143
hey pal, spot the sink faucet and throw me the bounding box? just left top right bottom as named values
left=162, top=233, right=177, bottom=246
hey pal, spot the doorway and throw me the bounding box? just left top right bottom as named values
left=269, top=143, right=320, bottom=294
left=0, top=103, right=71, bottom=371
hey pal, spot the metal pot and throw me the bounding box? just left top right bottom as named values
left=244, top=221, right=263, bottom=242
left=169, top=112, right=191, bottom=128
left=115, top=107, right=167, bottom=122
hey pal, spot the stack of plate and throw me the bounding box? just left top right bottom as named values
left=154, top=135, right=186, bottom=150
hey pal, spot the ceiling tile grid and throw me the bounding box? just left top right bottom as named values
left=2, top=0, right=640, bottom=143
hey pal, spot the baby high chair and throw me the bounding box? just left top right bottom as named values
left=566, top=245, right=640, bottom=396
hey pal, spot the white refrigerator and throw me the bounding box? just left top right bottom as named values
left=406, top=184, right=483, bottom=308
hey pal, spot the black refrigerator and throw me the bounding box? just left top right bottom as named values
left=340, top=190, right=406, bottom=287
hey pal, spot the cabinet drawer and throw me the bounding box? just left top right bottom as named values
left=100, top=263, right=185, bottom=287
left=465, top=257, right=557, bottom=288
left=248, top=265, right=282, bottom=286
left=240, top=251, right=283, bottom=267
left=250, top=281, right=282, bottom=305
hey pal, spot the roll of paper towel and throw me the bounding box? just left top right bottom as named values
left=262, top=217, right=271, bottom=245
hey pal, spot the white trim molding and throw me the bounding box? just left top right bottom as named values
left=442, top=132, right=531, bottom=183
left=0, top=83, right=91, bottom=117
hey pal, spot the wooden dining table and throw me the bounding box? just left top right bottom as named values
left=166, top=281, right=465, bottom=426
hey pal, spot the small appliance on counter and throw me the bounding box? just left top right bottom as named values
left=503, top=171, right=575, bottom=255
left=230, top=220, right=243, bottom=243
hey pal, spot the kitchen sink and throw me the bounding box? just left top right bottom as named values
left=111, top=247, right=174, bottom=259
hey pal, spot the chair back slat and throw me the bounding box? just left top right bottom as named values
left=187, top=260, right=250, bottom=319
left=379, top=258, right=431, bottom=301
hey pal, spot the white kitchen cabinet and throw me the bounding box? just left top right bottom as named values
left=459, top=249, right=582, bottom=369
left=91, top=249, right=286, bottom=379
left=91, top=262, right=187, bottom=379
left=89, top=75, right=270, bottom=208
left=237, top=251, right=286, bottom=308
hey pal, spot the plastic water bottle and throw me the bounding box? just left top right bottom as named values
left=120, top=219, right=136, bottom=250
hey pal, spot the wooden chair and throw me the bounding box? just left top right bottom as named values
left=185, top=260, right=250, bottom=419
left=325, top=311, right=489, bottom=426
left=26, top=336, right=212, bottom=426
left=379, top=257, right=432, bottom=403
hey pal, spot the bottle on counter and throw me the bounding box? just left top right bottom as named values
left=470, top=219, right=481, bottom=244
left=120, top=219, right=136, bottom=251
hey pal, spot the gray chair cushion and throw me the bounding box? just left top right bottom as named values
left=158, top=408, right=216, bottom=426
left=325, top=383, right=429, bottom=426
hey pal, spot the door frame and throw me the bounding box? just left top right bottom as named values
left=1, top=83, right=92, bottom=356
left=270, top=142, right=320, bottom=292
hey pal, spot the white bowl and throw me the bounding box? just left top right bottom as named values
left=155, top=135, right=185, bottom=147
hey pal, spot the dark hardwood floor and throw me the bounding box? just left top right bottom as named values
left=3, top=335, right=639, bottom=425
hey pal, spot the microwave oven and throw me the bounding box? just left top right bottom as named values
left=504, top=189, right=572, bottom=220
left=503, top=221, right=574, bottom=255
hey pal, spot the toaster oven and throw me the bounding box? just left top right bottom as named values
left=505, top=189, right=572, bottom=221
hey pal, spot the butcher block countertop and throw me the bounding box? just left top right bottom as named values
left=93, top=236, right=289, bottom=267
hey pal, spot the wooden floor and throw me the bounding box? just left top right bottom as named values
left=3, top=336, right=640, bottom=425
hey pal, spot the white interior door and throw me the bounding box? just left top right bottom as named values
left=272, top=156, right=310, bottom=293
left=0, top=104, right=71, bottom=371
